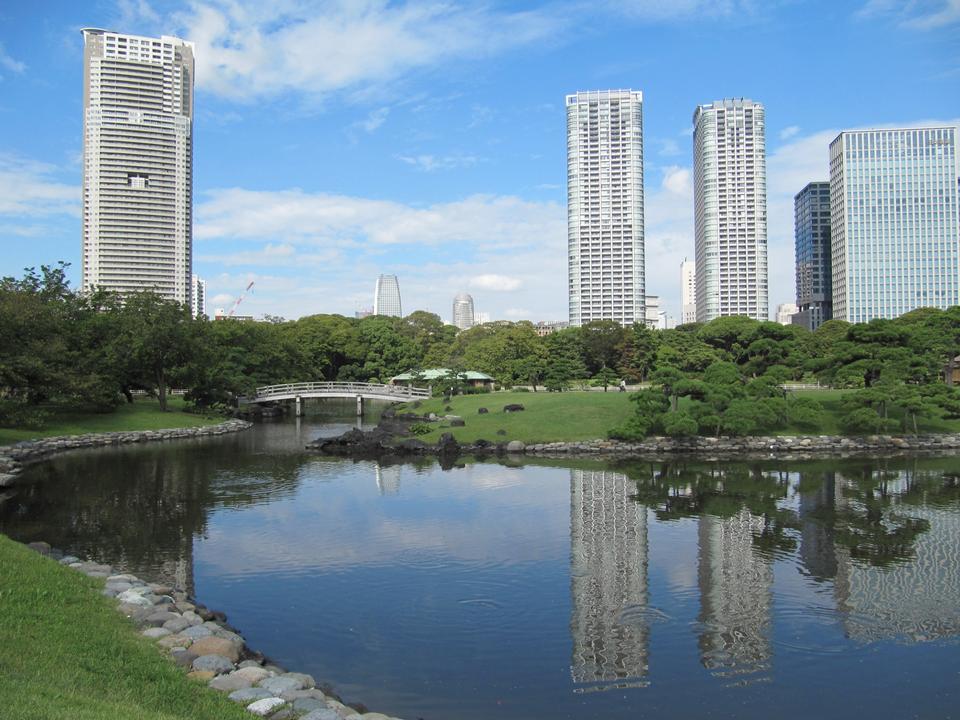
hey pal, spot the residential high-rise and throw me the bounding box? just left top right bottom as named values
left=793, top=182, right=832, bottom=330
left=191, top=274, right=206, bottom=318
left=693, top=99, right=768, bottom=322
left=830, top=127, right=959, bottom=323
left=775, top=302, right=799, bottom=325
left=680, top=257, right=696, bottom=324
left=81, top=29, right=195, bottom=305
left=566, top=90, right=645, bottom=327
left=452, top=292, right=475, bottom=330
left=374, top=274, right=402, bottom=317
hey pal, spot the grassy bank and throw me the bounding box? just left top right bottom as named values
left=0, top=535, right=250, bottom=720
left=0, top=397, right=224, bottom=446
left=401, top=391, right=636, bottom=444
left=401, top=389, right=960, bottom=444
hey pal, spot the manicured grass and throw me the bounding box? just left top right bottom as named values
left=0, top=534, right=251, bottom=720
left=401, top=388, right=960, bottom=443
left=400, top=390, right=636, bottom=444
left=0, top=397, right=224, bottom=446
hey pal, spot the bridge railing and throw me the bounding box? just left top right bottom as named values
left=249, top=381, right=431, bottom=402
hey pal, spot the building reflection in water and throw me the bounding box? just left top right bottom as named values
left=375, top=463, right=402, bottom=495
left=829, top=470, right=960, bottom=643
left=697, top=509, right=773, bottom=681
left=569, top=469, right=649, bottom=692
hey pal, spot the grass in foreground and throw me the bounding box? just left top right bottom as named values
left=0, top=534, right=250, bottom=720
left=401, top=390, right=636, bottom=444
left=0, top=397, right=224, bottom=446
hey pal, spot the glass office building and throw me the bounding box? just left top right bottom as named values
left=793, top=182, right=832, bottom=330
left=830, top=127, right=959, bottom=323
left=374, top=274, right=403, bottom=317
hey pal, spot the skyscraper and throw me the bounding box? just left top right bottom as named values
left=566, top=90, right=645, bottom=327
left=680, top=257, right=696, bottom=324
left=830, top=127, right=959, bottom=323
left=793, top=182, right=832, bottom=330
left=81, top=29, right=194, bottom=305
left=374, top=274, right=402, bottom=317
left=191, top=274, right=206, bottom=318
left=693, top=98, right=768, bottom=322
left=452, top=292, right=475, bottom=330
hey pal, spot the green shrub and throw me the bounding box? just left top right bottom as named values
left=408, top=422, right=432, bottom=436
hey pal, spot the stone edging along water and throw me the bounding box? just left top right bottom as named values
left=510, top=432, right=960, bottom=457
left=0, top=419, right=252, bottom=487
left=21, top=541, right=403, bottom=720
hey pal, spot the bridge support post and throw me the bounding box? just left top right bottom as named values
left=295, top=395, right=302, bottom=417
left=356, top=395, right=363, bottom=417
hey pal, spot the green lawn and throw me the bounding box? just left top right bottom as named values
left=0, top=397, right=224, bottom=446
left=0, top=535, right=251, bottom=720
left=400, top=388, right=960, bottom=443
left=400, top=390, right=636, bottom=444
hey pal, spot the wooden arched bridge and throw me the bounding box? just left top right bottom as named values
left=238, top=382, right=431, bottom=416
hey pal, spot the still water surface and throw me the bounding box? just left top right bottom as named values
left=1, top=415, right=959, bottom=720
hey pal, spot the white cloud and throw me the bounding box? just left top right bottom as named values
left=469, top=274, right=522, bottom=292
left=0, top=43, right=26, bottom=75
left=610, top=0, right=766, bottom=21
left=0, top=154, right=78, bottom=217
left=396, top=153, right=479, bottom=172
left=193, top=188, right=566, bottom=320
left=504, top=307, right=532, bottom=318
left=358, top=106, right=389, bottom=132
left=858, top=0, right=960, bottom=29
left=196, top=188, right=564, bottom=250
left=172, top=1, right=563, bottom=101
left=779, top=125, right=800, bottom=140
left=643, top=165, right=696, bottom=317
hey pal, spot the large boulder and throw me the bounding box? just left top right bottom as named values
left=503, top=404, right=525, bottom=413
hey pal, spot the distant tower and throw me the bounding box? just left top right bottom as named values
left=191, top=274, right=206, bottom=318
left=680, top=257, right=696, bottom=324
left=452, top=293, right=475, bottom=330
left=81, top=29, right=195, bottom=304
left=793, top=182, right=832, bottom=330
left=693, top=98, right=768, bottom=322
left=374, top=274, right=402, bottom=317
left=830, top=126, right=959, bottom=323
left=567, top=89, right=645, bottom=327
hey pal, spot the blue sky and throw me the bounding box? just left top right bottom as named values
left=1, top=0, right=958, bottom=322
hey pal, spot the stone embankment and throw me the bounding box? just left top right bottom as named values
left=23, top=540, right=405, bottom=720
left=310, top=424, right=960, bottom=461
left=0, top=419, right=252, bottom=488
left=516, top=433, right=960, bottom=458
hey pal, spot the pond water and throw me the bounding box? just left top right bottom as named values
left=1, top=414, right=959, bottom=720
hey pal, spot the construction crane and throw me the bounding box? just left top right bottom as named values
left=227, top=281, right=255, bottom=317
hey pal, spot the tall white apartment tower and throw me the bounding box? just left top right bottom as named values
left=680, top=257, right=696, bottom=324
left=81, top=29, right=195, bottom=305
left=693, top=99, right=768, bottom=322
left=830, top=127, right=959, bottom=323
left=566, top=90, right=645, bottom=327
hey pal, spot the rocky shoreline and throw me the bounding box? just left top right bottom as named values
left=308, top=421, right=960, bottom=461
left=0, top=419, right=252, bottom=488
left=20, top=539, right=404, bottom=720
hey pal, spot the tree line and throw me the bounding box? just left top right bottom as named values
left=4, top=263, right=960, bottom=433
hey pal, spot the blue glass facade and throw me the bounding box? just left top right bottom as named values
left=793, top=182, right=832, bottom=330
left=830, top=127, right=959, bottom=323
